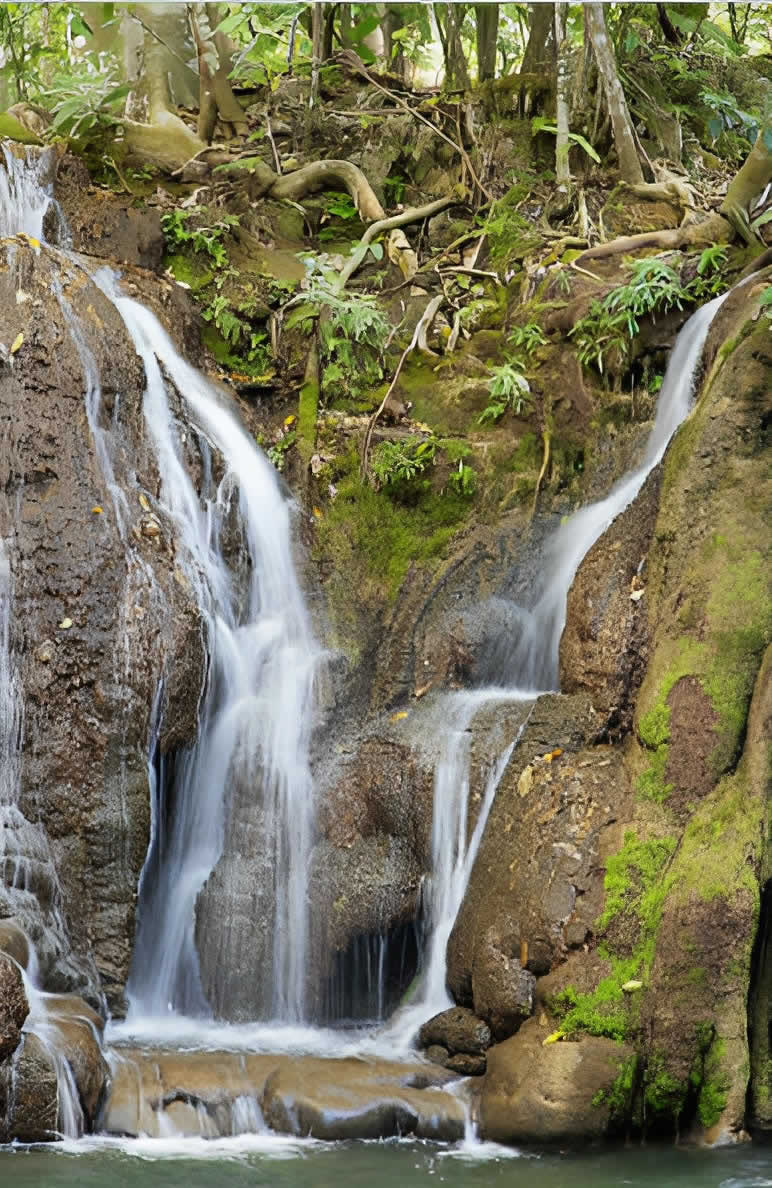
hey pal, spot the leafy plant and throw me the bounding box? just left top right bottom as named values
left=43, top=53, right=130, bottom=139
left=760, top=286, right=772, bottom=328
left=161, top=207, right=239, bottom=269
left=371, top=437, right=436, bottom=488
left=571, top=257, right=692, bottom=374
left=478, top=360, right=531, bottom=424
left=266, top=430, right=296, bottom=472
left=285, top=257, right=390, bottom=399
left=447, top=459, right=476, bottom=497
left=508, top=322, right=547, bottom=356
left=531, top=115, right=601, bottom=164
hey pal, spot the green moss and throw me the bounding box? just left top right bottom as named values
left=598, top=832, right=677, bottom=932
left=644, top=1058, right=687, bottom=1120
left=314, top=450, right=471, bottom=609
left=695, top=1037, right=730, bottom=1129
left=164, top=251, right=214, bottom=293
left=671, top=764, right=764, bottom=913
left=511, top=432, right=541, bottom=472
left=297, top=373, right=319, bottom=466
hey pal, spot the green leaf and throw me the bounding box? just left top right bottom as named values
left=368, top=242, right=384, bottom=261
left=567, top=131, right=601, bottom=164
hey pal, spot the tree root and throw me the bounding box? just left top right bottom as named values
left=572, top=212, right=730, bottom=267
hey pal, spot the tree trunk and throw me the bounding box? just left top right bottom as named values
left=721, top=128, right=772, bottom=244
left=586, top=2, right=643, bottom=185
left=553, top=2, right=571, bottom=185
left=434, top=3, right=471, bottom=91
left=310, top=2, right=322, bottom=107
left=475, top=3, right=498, bottom=83
left=520, top=2, right=554, bottom=75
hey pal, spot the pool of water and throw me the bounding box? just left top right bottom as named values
left=1, top=1138, right=770, bottom=1188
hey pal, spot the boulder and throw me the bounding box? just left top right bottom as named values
left=0, top=954, right=28, bottom=1060
left=261, top=1056, right=465, bottom=1142
left=419, top=1006, right=492, bottom=1055
left=0, top=919, right=31, bottom=969
left=480, top=1017, right=632, bottom=1144
left=471, top=927, right=536, bottom=1040
left=4, top=1032, right=59, bottom=1142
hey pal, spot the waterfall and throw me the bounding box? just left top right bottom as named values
left=488, top=292, right=728, bottom=692
left=399, top=289, right=730, bottom=1040
left=91, top=273, right=320, bottom=1022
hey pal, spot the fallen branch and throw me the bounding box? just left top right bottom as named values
left=360, top=294, right=444, bottom=482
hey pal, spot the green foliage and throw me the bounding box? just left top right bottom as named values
left=201, top=289, right=269, bottom=369
left=266, top=430, right=296, bottom=471
left=507, top=322, right=547, bottom=356
left=478, top=360, right=531, bottom=424
left=43, top=55, right=130, bottom=139
left=371, top=437, right=436, bottom=490
left=161, top=208, right=239, bottom=269
left=760, top=286, right=772, bottom=328
left=448, top=459, right=477, bottom=497
left=597, top=832, right=677, bottom=932
left=571, top=253, right=727, bottom=375
left=700, top=87, right=760, bottom=145
left=287, top=257, right=390, bottom=400
left=530, top=115, right=601, bottom=163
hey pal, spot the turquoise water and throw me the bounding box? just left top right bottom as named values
left=1, top=1139, right=771, bottom=1187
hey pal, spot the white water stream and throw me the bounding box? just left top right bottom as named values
left=92, top=272, right=320, bottom=1022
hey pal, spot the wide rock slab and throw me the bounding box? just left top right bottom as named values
left=102, top=1045, right=465, bottom=1142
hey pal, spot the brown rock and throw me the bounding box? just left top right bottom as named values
left=481, top=1017, right=632, bottom=1144
left=0, top=919, right=31, bottom=970
left=445, top=1052, right=486, bottom=1076
left=471, top=927, right=535, bottom=1040
left=0, top=953, right=29, bottom=1061
left=419, top=1006, right=492, bottom=1055
left=560, top=465, right=661, bottom=737
left=5, top=1032, right=59, bottom=1142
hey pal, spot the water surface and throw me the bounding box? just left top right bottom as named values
left=1, top=1140, right=770, bottom=1188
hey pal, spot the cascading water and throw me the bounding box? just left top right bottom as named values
left=395, top=288, right=730, bottom=1045
left=91, top=273, right=320, bottom=1022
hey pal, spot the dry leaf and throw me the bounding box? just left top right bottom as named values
left=92, top=506, right=103, bottom=514
left=138, top=493, right=150, bottom=511
left=390, top=710, right=409, bottom=722
left=58, top=617, right=73, bottom=630
left=10, top=333, right=23, bottom=354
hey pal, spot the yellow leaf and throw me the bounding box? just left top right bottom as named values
left=138, top=493, right=150, bottom=511
left=91, top=506, right=103, bottom=515
left=543, top=1030, right=564, bottom=1046
left=312, top=506, right=323, bottom=519
left=390, top=710, right=409, bottom=722
left=10, top=333, right=23, bottom=354
left=284, top=414, right=297, bottom=427
left=58, top=617, right=73, bottom=630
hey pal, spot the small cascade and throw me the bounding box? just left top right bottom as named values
left=485, top=292, right=729, bottom=691
left=387, top=690, right=533, bottom=1047
left=91, top=272, right=320, bottom=1022
left=0, top=143, right=67, bottom=244
left=394, top=288, right=730, bottom=1052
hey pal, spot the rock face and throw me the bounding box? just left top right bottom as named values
left=0, top=240, right=206, bottom=1009
left=560, top=465, right=661, bottom=737
left=481, top=1018, right=632, bottom=1144
left=0, top=954, right=28, bottom=1060
left=447, top=694, right=626, bottom=1026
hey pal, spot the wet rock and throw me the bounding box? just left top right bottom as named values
left=55, top=154, right=164, bottom=270
left=5, top=1032, right=59, bottom=1142
left=419, top=1006, right=491, bottom=1055
left=45, top=1010, right=108, bottom=1121
left=261, top=1056, right=465, bottom=1142
left=102, top=1046, right=464, bottom=1142
left=560, top=465, right=662, bottom=737
left=481, top=1017, right=632, bottom=1144
left=446, top=1052, right=486, bottom=1076
left=471, top=927, right=536, bottom=1040
left=425, top=1044, right=449, bottom=1066
left=447, top=695, right=624, bottom=1027
left=0, top=919, right=31, bottom=969
left=0, top=953, right=28, bottom=1060
left=0, top=242, right=207, bottom=1008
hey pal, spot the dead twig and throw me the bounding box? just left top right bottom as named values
left=266, top=114, right=282, bottom=175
